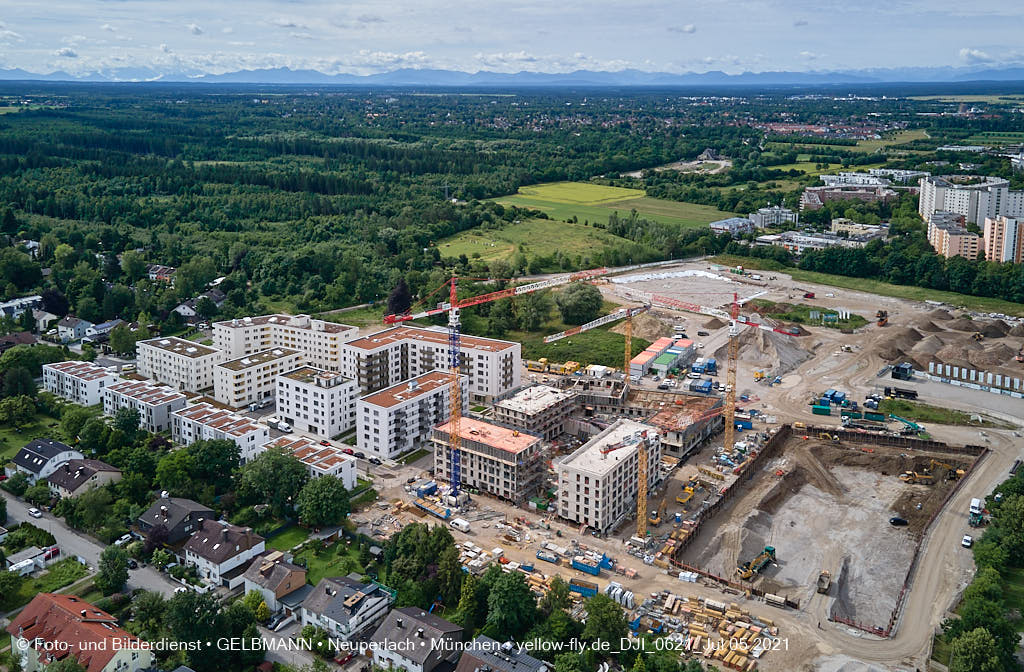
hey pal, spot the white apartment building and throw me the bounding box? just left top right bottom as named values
left=102, top=379, right=187, bottom=434
left=212, top=314, right=358, bottom=371
left=918, top=175, right=1024, bottom=224
left=171, top=402, right=270, bottom=463
left=258, top=435, right=357, bottom=489
left=214, top=348, right=303, bottom=409
left=493, top=385, right=577, bottom=441
left=556, top=419, right=662, bottom=534
left=42, top=360, right=119, bottom=406
left=342, top=325, right=521, bottom=402
left=432, top=416, right=543, bottom=504
left=357, top=371, right=467, bottom=459
left=276, top=366, right=358, bottom=439
left=983, top=215, right=1024, bottom=263
left=819, top=172, right=891, bottom=187
left=868, top=168, right=931, bottom=183
left=748, top=205, right=798, bottom=229
left=136, top=336, right=224, bottom=392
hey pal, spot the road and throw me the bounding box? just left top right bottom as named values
left=2, top=490, right=179, bottom=597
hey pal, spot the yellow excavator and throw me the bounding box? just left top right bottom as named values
left=676, top=483, right=696, bottom=507
left=818, top=432, right=840, bottom=443
left=648, top=497, right=667, bottom=527
left=930, top=459, right=966, bottom=480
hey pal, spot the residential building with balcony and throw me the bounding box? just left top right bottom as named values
left=42, top=360, right=119, bottom=406
left=432, top=417, right=543, bottom=504
left=214, top=348, right=303, bottom=409
left=170, top=402, right=269, bottom=463
left=102, top=379, right=187, bottom=433
left=136, top=336, right=224, bottom=392
left=276, top=366, right=357, bottom=439
left=212, top=314, right=357, bottom=372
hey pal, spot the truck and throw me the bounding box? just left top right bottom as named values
left=737, top=546, right=776, bottom=580
left=816, top=570, right=832, bottom=595
left=705, top=358, right=718, bottom=375
left=569, top=578, right=599, bottom=598
left=969, top=498, right=985, bottom=527
left=449, top=518, right=471, bottom=533
left=571, top=556, right=601, bottom=576
left=884, top=386, right=919, bottom=400
left=263, top=417, right=292, bottom=432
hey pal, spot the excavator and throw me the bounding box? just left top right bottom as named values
left=972, top=332, right=985, bottom=342
left=676, top=481, right=697, bottom=507
left=737, top=546, right=776, bottom=580
left=1015, top=347, right=1024, bottom=363
left=648, top=497, right=667, bottom=527
left=890, top=414, right=925, bottom=433
left=876, top=310, right=889, bottom=327
left=930, top=459, right=966, bottom=480
left=818, top=432, right=840, bottom=443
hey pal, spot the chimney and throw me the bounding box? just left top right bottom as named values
left=245, top=527, right=253, bottom=547
left=395, top=618, right=403, bottom=628
left=222, top=528, right=229, bottom=541
left=80, top=610, right=87, bottom=618
left=416, top=628, right=424, bottom=639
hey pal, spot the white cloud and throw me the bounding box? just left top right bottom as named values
left=799, top=50, right=819, bottom=60
left=793, top=19, right=808, bottom=27
left=668, top=24, right=696, bottom=34
left=222, top=27, right=233, bottom=34
left=54, top=47, right=78, bottom=58
left=63, top=35, right=88, bottom=46
left=959, top=47, right=993, bottom=64
left=187, top=23, right=203, bottom=35
left=101, top=23, right=116, bottom=32
left=272, top=18, right=308, bottom=29
left=289, top=32, right=314, bottom=40
left=0, top=22, right=23, bottom=42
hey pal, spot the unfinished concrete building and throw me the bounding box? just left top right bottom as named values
left=432, top=417, right=543, bottom=504
left=556, top=419, right=662, bottom=534
left=493, top=385, right=577, bottom=441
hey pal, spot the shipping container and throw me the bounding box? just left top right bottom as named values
left=812, top=405, right=831, bottom=416
left=569, top=578, right=599, bottom=597
left=840, top=410, right=862, bottom=419
left=864, top=411, right=886, bottom=422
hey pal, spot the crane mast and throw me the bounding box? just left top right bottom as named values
left=448, top=277, right=463, bottom=496
left=722, top=294, right=740, bottom=458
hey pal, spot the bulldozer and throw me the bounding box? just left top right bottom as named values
left=737, top=546, right=776, bottom=581
left=816, top=570, right=832, bottom=595
left=972, top=332, right=985, bottom=342
left=818, top=432, right=840, bottom=443
left=754, top=370, right=766, bottom=382
left=876, top=310, right=889, bottom=327
left=899, top=471, right=935, bottom=485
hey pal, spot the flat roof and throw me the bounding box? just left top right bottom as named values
left=44, top=360, right=117, bottom=382
left=434, top=417, right=540, bottom=454
left=630, top=351, right=655, bottom=365
left=171, top=402, right=266, bottom=438
left=218, top=348, right=301, bottom=371
left=345, top=325, right=517, bottom=353
left=653, top=353, right=677, bottom=365
left=495, top=385, right=574, bottom=415
left=213, top=314, right=355, bottom=334
left=359, top=371, right=454, bottom=409
left=558, top=419, right=655, bottom=476
left=280, top=366, right=352, bottom=386
left=262, top=435, right=356, bottom=472
left=107, top=379, right=186, bottom=406
left=139, top=336, right=219, bottom=359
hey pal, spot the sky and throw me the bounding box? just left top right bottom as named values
left=0, top=0, right=1022, bottom=78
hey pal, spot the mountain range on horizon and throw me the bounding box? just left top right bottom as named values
left=2, top=64, right=1024, bottom=87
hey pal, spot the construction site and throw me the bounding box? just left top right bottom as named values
left=354, top=259, right=1021, bottom=672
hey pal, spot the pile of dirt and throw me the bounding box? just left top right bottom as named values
left=1009, top=323, right=1024, bottom=337
left=936, top=342, right=982, bottom=363
left=928, top=309, right=954, bottom=321
left=914, top=319, right=943, bottom=333
left=875, top=327, right=923, bottom=361
left=609, top=311, right=672, bottom=342
left=910, top=334, right=946, bottom=356
left=713, top=328, right=813, bottom=374
left=947, top=318, right=978, bottom=331
left=968, top=343, right=1018, bottom=367
left=977, top=320, right=1010, bottom=338
left=703, top=317, right=727, bottom=330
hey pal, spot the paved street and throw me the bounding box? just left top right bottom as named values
left=2, top=490, right=179, bottom=596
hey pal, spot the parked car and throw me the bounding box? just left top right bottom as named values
left=889, top=516, right=909, bottom=526
left=369, top=457, right=382, bottom=465
left=267, top=613, right=286, bottom=630
left=354, top=451, right=365, bottom=459
left=28, top=507, right=42, bottom=518
left=113, top=534, right=133, bottom=547
left=961, top=535, right=974, bottom=548
left=333, top=652, right=354, bottom=666
left=697, top=330, right=710, bottom=337
left=697, top=342, right=705, bottom=349
left=127, top=559, right=138, bottom=569
left=320, top=440, right=331, bottom=447
left=174, top=587, right=189, bottom=594
left=341, top=448, right=355, bottom=455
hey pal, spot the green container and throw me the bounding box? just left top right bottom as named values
left=864, top=412, right=885, bottom=422
left=840, top=410, right=862, bottom=419
left=812, top=405, right=831, bottom=416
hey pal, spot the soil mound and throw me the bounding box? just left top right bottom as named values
left=977, top=320, right=1009, bottom=338
left=609, top=311, right=671, bottom=342
left=712, top=328, right=813, bottom=374
left=910, top=334, right=945, bottom=356
left=703, top=317, right=727, bottom=330
left=968, top=343, right=1017, bottom=367
left=914, top=319, right=942, bottom=333
left=1009, top=324, right=1024, bottom=337
left=947, top=318, right=977, bottom=331
left=927, top=309, right=954, bottom=321
left=876, top=327, right=923, bottom=361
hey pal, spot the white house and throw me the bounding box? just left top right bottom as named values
left=6, top=439, right=84, bottom=481
left=300, top=576, right=395, bottom=642
left=171, top=402, right=269, bottom=464
left=276, top=366, right=358, bottom=439
left=56, top=316, right=93, bottom=343
left=136, top=336, right=224, bottom=393
left=102, top=379, right=187, bottom=434
left=183, top=519, right=265, bottom=589
left=369, top=607, right=463, bottom=672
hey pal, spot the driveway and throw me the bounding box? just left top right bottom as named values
left=2, top=490, right=179, bottom=596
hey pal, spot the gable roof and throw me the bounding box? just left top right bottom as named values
left=6, top=593, right=146, bottom=672
left=369, top=606, right=462, bottom=665
left=184, top=518, right=263, bottom=565
left=12, top=439, right=79, bottom=475
left=454, top=636, right=549, bottom=672
left=138, top=496, right=213, bottom=532
left=301, top=576, right=389, bottom=626
left=46, top=459, right=121, bottom=494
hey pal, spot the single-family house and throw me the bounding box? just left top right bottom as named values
left=6, top=594, right=153, bottom=672
left=241, top=551, right=309, bottom=613
left=85, top=319, right=126, bottom=339
left=369, top=607, right=463, bottom=672
left=300, top=576, right=394, bottom=643
left=33, top=309, right=59, bottom=333
left=173, top=289, right=227, bottom=322
left=56, top=317, right=93, bottom=343
left=184, top=519, right=265, bottom=588
left=137, top=494, right=214, bottom=545
left=454, top=636, right=550, bottom=672
left=0, top=331, right=35, bottom=353
left=6, top=439, right=83, bottom=481
left=46, top=459, right=122, bottom=499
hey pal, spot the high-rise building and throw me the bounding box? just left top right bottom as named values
left=918, top=175, right=1024, bottom=224
left=927, top=211, right=980, bottom=260
left=983, top=215, right=1024, bottom=263
left=212, top=314, right=357, bottom=372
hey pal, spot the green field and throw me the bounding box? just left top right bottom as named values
left=294, top=542, right=365, bottom=586
left=709, top=255, right=1024, bottom=317
left=878, top=399, right=1013, bottom=429
left=0, top=412, right=62, bottom=463
left=438, top=218, right=650, bottom=265
left=492, top=181, right=732, bottom=228
left=749, top=299, right=868, bottom=330
left=319, top=304, right=386, bottom=328
left=768, top=130, right=928, bottom=157
left=964, top=131, right=1024, bottom=146
left=267, top=525, right=310, bottom=551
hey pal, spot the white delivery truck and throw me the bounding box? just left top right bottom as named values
left=449, top=518, right=471, bottom=533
